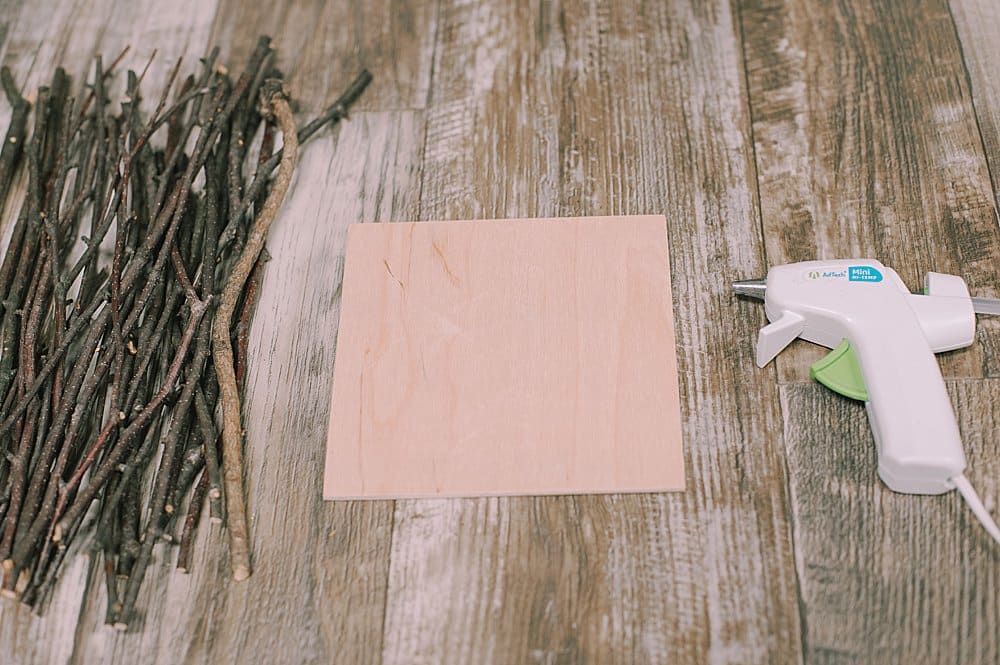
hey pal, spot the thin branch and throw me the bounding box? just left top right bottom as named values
left=211, top=82, right=297, bottom=581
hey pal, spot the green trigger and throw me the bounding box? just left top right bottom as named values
left=810, top=340, right=868, bottom=401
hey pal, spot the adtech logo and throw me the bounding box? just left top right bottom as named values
left=806, top=269, right=847, bottom=280
left=804, top=265, right=884, bottom=282
left=848, top=265, right=883, bottom=282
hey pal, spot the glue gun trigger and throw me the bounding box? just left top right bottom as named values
left=755, top=311, right=805, bottom=367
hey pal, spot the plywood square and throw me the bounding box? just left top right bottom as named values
left=324, top=215, right=685, bottom=499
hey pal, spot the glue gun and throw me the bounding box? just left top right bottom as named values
left=734, top=259, right=1000, bottom=545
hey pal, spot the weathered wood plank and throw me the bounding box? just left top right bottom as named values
left=780, top=381, right=999, bottom=664
left=0, top=0, right=217, bottom=97
left=739, top=0, right=1000, bottom=382
left=383, top=1, right=802, bottom=663
left=11, top=1, right=996, bottom=663
left=743, top=3, right=1000, bottom=661
left=207, top=0, right=438, bottom=112
left=949, top=0, right=1000, bottom=204
left=949, top=0, right=1000, bottom=373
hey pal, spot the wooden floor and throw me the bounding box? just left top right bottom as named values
left=0, top=0, right=998, bottom=663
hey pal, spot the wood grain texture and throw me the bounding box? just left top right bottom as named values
left=383, top=0, right=802, bottom=663
left=949, top=0, right=1000, bottom=373
left=950, top=0, right=1000, bottom=208
left=0, top=0, right=998, bottom=663
left=208, top=0, right=438, bottom=112
left=326, top=216, right=684, bottom=499
left=780, top=381, right=999, bottom=664
left=739, top=0, right=1000, bottom=382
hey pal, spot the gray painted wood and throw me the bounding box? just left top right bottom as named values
left=739, top=0, right=1000, bottom=383
left=0, top=0, right=997, bottom=663
left=384, top=1, right=801, bottom=664
left=950, top=0, right=1000, bottom=210
left=780, top=381, right=999, bottom=664
left=949, top=0, right=1000, bottom=375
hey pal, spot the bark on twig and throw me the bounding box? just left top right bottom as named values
left=211, top=82, right=297, bottom=581
left=0, top=39, right=369, bottom=618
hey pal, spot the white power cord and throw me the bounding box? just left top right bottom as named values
left=951, top=474, right=1000, bottom=545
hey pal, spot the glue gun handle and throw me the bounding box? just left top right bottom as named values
left=853, top=311, right=966, bottom=494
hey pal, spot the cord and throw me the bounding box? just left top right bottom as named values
left=951, top=474, right=1000, bottom=545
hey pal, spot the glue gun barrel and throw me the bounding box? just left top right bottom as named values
left=971, top=296, right=1000, bottom=316
left=732, top=278, right=766, bottom=300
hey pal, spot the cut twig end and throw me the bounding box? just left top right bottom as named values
left=341, top=69, right=373, bottom=110
left=0, top=66, right=28, bottom=110
left=232, top=564, right=251, bottom=581
left=258, top=79, right=290, bottom=118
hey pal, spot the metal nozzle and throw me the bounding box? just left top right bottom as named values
left=972, top=296, right=1000, bottom=316
left=732, top=278, right=766, bottom=301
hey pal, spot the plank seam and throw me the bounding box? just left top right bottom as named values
left=732, top=3, right=808, bottom=663
left=378, top=0, right=441, bottom=660
left=414, top=0, right=442, bottom=222
left=773, top=384, right=810, bottom=665
left=732, top=0, right=770, bottom=271
left=376, top=503, right=397, bottom=665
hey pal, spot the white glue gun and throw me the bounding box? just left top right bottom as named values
left=734, top=259, right=1000, bottom=545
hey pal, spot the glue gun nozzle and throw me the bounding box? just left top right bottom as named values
left=733, top=279, right=766, bottom=301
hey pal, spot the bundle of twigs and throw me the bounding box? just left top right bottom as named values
left=0, top=36, right=370, bottom=628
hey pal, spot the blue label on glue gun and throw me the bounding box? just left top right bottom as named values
left=848, top=265, right=883, bottom=282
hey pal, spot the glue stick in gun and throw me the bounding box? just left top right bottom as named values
left=733, top=259, right=1000, bottom=545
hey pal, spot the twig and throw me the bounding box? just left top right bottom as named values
left=0, top=67, right=30, bottom=229
left=175, top=470, right=209, bottom=573
left=211, top=82, right=297, bottom=581
left=0, top=39, right=370, bottom=616
left=50, top=296, right=210, bottom=545
left=219, top=70, right=371, bottom=251
left=193, top=385, right=223, bottom=521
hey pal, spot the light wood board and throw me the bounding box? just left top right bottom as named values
left=325, top=215, right=685, bottom=499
